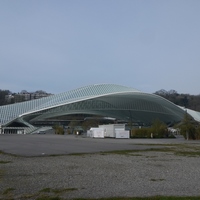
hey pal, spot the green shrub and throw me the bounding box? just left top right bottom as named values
left=195, top=126, right=200, bottom=139
left=150, top=119, right=168, bottom=138
left=179, top=113, right=200, bottom=140
left=52, top=125, right=64, bottom=135
left=131, top=119, right=168, bottom=138
left=131, top=128, right=151, bottom=138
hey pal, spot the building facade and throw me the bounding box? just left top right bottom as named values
left=0, top=84, right=200, bottom=134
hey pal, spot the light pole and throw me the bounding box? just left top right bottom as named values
left=185, top=108, right=189, bottom=140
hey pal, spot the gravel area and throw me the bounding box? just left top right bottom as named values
left=1, top=148, right=200, bottom=199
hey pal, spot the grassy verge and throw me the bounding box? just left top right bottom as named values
left=39, top=187, right=78, bottom=194
left=0, top=150, right=18, bottom=157
left=1, top=143, right=200, bottom=158
left=34, top=196, right=200, bottom=200
left=0, top=160, right=12, bottom=164
left=2, top=187, right=15, bottom=195
left=73, top=197, right=200, bottom=200
left=100, top=143, right=200, bottom=157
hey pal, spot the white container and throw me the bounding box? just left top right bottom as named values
left=87, top=128, right=104, bottom=138
left=115, top=130, right=130, bottom=138
left=99, top=124, right=126, bottom=138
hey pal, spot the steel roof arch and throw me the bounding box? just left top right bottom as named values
left=1, top=83, right=200, bottom=131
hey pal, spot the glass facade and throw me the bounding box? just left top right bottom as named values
left=0, top=83, right=194, bottom=134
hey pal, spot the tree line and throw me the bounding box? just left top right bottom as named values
left=154, top=89, right=200, bottom=112
left=0, top=90, right=11, bottom=105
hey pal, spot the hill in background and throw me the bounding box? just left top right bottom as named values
left=154, top=89, right=200, bottom=112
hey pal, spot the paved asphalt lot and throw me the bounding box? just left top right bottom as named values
left=1, top=134, right=200, bottom=199
left=0, top=134, right=191, bottom=156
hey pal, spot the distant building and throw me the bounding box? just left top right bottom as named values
left=4, top=94, right=14, bottom=103
left=5, top=90, right=52, bottom=103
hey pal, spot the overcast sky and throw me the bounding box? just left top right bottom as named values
left=0, top=0, right=200, bottom=95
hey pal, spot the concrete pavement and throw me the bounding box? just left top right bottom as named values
left=0, top=134, right=191, bottom=156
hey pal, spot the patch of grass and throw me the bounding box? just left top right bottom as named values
left=101, top=148, right=171, bottom=155
left=44, top=147, right=200, bottom=158
left=145, top=156, right=157, bottom=158
left=147, top=148, right=175, bottom=153
left=175, top=151, right=200, bottom=157
left=34, top=143, right=200, bottom=158
left=68, top=153, right=89, bottom=156
left=0, top=150, right=4, bottom=154
left=0, top=160, right=12, bottom=164
left=20, top=193, right=38, bottom=199
left=150, top=178, right=165, bottom=181
left=48, top=153, right=88, bottom=157
left=98, top=145, right=200, bottom=158
left=2, top=187, right=15, bottom=195
left=135, top=143, right=199, bottom=149
left=148, top=144, right=200, bottom=157
left=39, top=187, right=78, bottom=194
left=72, top=197, right=200, bottom=200
left=17, top=188, right=78, bottom=200
left=52, top=188, right=77, bottom=194
left=39, top=188, right=51, bottom=193
left=102, top=151, right=143, bottom=156
left=102, top=149, right=141, bottom=155
left=147, top=147, right=200, bottom=157
left=130, top=153, right=143, bottom=156
left=48, top=154, right=65, bottom=157
left=36, top=195, right=62, bottom=200
left=17, top=173, right=32, bottom=177
left=0, top=150, right=18, bottom=157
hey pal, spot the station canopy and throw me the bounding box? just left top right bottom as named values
left=1, top=83, right=198, bottom=133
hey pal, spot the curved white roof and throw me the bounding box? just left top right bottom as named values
left=0, top=84, right=139, bottom=125
left=179, top=107, right=200, bottom=122
left=1, top=83, right=198, bottom=131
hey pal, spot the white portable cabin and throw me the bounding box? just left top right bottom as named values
left=87, top=128, right=104, bottom=138
left=115, top=129, right=129, bottom=138
left=98, top=124, right=129, bottom=138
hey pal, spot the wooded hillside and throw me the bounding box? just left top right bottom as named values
left=155, top=89, right=200, bottom=112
